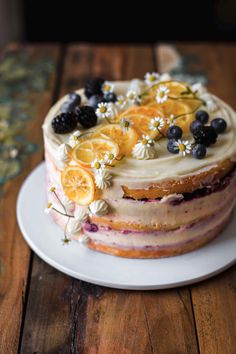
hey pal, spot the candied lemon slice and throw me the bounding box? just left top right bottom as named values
left=72, top=137, right=119, bottom=166
left=150, top=99, right=200, bottom=133
left=61, top=166, right=95, bottom=205
left=163, top=81, right=193, bottom=98
left=93, top=124, right=138, bottom=156
left=118, top=106, right=165, bottom=138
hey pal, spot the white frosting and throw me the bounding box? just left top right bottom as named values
left=89, top=200, right=109, bottom=216
left=67, top=218, right=82, bottom=235
left=57, top=143, right=72, bottom=168
left=69, top=130, right=81, bottom=147
left=43, top=80, right=236, bottom=187
left=74, top=208, right=89, bottom=223
left=95, top=170, right=112, bottom=189
left=62, top=196, right=74, bottom=213
left=132, top=141, right=156, bottom=160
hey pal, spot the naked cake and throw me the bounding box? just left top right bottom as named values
left=43, top=72, right=236, bottom=258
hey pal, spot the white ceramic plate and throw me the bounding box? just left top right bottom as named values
left=16, top=162, right=236, bottom=290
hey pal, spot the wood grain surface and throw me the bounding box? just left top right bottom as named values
left=0, top=43, right=235, bottom=354
left=0, top=44, right=60, bottom=354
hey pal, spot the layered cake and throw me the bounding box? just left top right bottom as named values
left=43, top=73, right=236, bottom=258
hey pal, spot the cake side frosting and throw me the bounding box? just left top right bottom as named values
left=43, top=74, right=236, bottom=257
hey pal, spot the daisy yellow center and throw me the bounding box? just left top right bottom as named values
left=47, top=202, right=52, bottom=208
left=153, top=121, right=160, bottom=128
left=50, top=187, right=55, bottom=192
left=123, top=121, right=129, bottom=128
left=179, top=143, right=186, bottom=152
left=142, top=139, right=148, bottom=145
left=100, top=106, right=107, bottom=113
left=149, top=75, right=155, bottom=82
left=104, top=85, right=110, bottom=92
left=94, top=162, right=101, bottom=169
left=108, top=153, right=114, bottom=160
left=159, top=91, right=165, bottom=98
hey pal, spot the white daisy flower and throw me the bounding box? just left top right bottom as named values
left=149, top=117, right=165, bottom=131
left=166, top=114, right=176, bottom=126
left=156, top=85, right=170, bottom=104
left=104, top=152, right=116, bottom=165
left=91, top=158, right=105, bottom=172
left=116, top=95, right=128, bottom=110
left=69, top=130, right=82, bottom=147
left=96, top=102, right=112, bottom=119
left=132, top=135, right=156, bottom=160
left=174, top=139, right=192, bottom=156
left=120, top=118, right=133, bottom=132
left=126, top=90, right=138, bottom=104
left=144, top=72, right=160, bottom=86
left=94, top=170, right=112, bottom=189
left=44, top=202, right=53, bottom=214
left=102, top=81, right=114, bottom=94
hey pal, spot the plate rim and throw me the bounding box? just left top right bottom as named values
left=16, top=162, right=236, bottom=290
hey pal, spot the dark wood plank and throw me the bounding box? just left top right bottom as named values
left=21, top=44, right=198, bottom=354
left=156, top=42, right=236, bottom=354
left=0, top=44, right=60, bottom=354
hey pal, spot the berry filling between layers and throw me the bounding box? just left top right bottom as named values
left=123, top=162, right=236, bottom=204
left=82, top=202, right=233, bottom=250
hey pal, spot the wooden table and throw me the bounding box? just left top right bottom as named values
left=0, top=42, right=236, bottom=354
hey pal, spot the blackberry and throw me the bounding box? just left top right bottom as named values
left=193, top=126, right=217, bottom=146
left=75, top=106, right=97, bottom=128
left=52, top=112, right=77, bottom=134
left=84, top=77, right=105, bottom=98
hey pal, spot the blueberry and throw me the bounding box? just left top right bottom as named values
left=167, top=125, right=183, bottom=140
left=190, top=120, right=203, bottom=134
left=105, top=92, right=117, bottom=103
left=75, top=106, right=97, bottom=128
left=60, top=92, right=81, bottom=113
left=211, top=118, right=227, bottom=134
left=167, top=139, right=179, bottom=154
left=192, top=144, right=207, bottom=159
left=68, top=92, right=81, bottom=105
left=193, top=126, right=217, bottom=146
left=88, top=94, right=104, bottom=108
left=196, top=110, right=209, bottom=124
